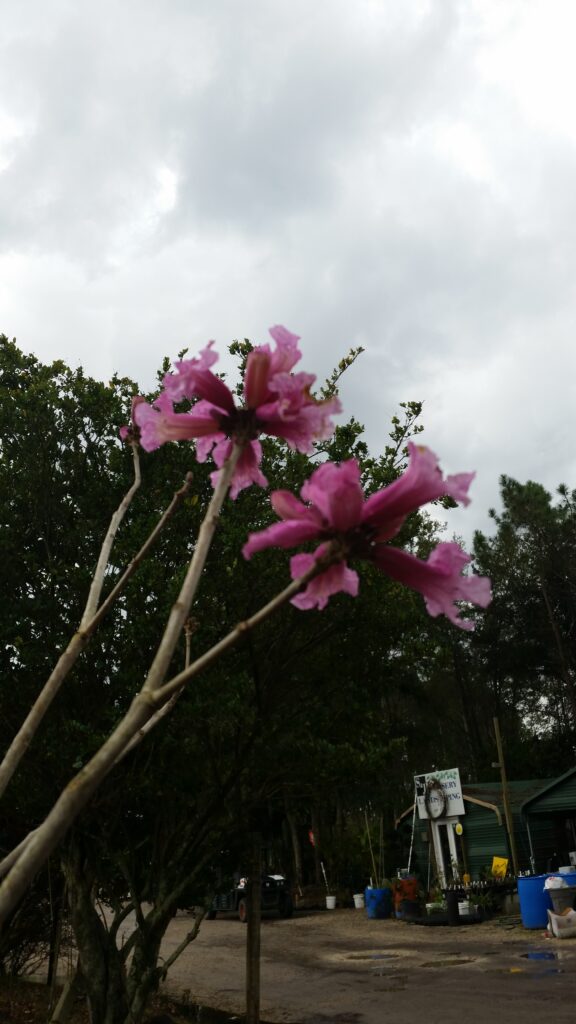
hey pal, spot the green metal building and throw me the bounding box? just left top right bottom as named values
left=521, top=767, right=576, bottom=873
left=396, top=780, right=551, bottom=884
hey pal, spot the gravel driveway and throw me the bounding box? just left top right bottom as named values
left=153, top=908, right=576, bottom=1023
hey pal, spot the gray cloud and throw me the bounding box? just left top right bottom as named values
left=1, top=0, right=575, bottom=546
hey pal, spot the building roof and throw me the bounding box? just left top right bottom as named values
left=396, top=778, right=551, bottom=828
left=521, top=766, right=576, bottom=814
left=465, top=780, right=553, bottom=815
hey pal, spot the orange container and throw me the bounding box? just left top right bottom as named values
left=393, top=877, right=419, bottom=908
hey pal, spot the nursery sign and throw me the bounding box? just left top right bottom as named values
left=415, top=767, right=465, bottom=820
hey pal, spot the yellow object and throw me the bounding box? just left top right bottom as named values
left=491, top=856, right=508, bottom=877
left=455, top=823, right=463, bottom=836
left=462, top=873, right=471, bottom=885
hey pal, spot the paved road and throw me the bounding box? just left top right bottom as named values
left=152, top=908, right=576, bottom=1023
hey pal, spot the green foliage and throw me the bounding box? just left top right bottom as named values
left=0, top=331, right=504, bottom=1023
left=318, top=346, right=365, bottom=400
left=0, top=870, right=58, bottom=977
left=471, top=474, right=576, bottom=773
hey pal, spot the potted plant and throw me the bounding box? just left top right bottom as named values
left=392, top=875, right=422, bottom=919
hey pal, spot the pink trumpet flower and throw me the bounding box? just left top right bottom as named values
left=121, top=326, right=341, bottom=497
left=242, top=445, right=491, bottom=629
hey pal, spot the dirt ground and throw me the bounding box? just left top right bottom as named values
left=152, top=907, right=576, bottom=1024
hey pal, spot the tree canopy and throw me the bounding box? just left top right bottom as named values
left=2, top=332, right=574, bottom=1022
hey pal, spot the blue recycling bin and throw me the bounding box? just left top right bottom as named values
left=518, top=873, right=576, bottom=929
left=364, top=886, right=392, bottom=919
left=518, top=875, right=548, bottom=928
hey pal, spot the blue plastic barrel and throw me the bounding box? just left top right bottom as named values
left=365, top=886, right=392, bottom=919
left=518, top=875, right=549, bottom=928
left=560, top=871, right=576, bottom=885
left=519, top=873, right=576, bottom=929
left=558, top=871, right=576, bottom=890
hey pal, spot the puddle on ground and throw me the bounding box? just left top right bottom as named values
left=420, top=958, right=475, bottom=968
left=487, top=967, right=524, bottom=975
left=487, top=965, right=564, bottom=977
left=369, top=969, right=408, bottom=988
left=346, top=952, right=399, bottom=961
left=175, top=1006, right=272, bottom=1023
left=521, top=951, right=557, bottom=961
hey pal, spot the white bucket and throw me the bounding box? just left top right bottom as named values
left=353, top=893, right=365, bottom=909
left=326, top=895, right=337, bottom=910
left=458, top=901, right=471, bottom=916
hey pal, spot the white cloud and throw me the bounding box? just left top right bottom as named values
left=1, top=0, right=575, bottom=547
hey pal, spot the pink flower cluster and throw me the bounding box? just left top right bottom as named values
left=243, top=444, right=492, bottom=629
left=122, top=326, right=341, bottom=498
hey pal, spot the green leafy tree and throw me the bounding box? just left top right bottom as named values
left=0, top=333, right=486, bottom=1023
left=472, top=475, right=576, bottom=776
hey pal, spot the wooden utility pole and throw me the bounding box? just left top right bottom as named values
left=246, top=832, right=262, bottom=1024
left=493, top=717, right=519, bottom=876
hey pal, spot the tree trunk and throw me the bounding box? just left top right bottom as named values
left=310, top=808, right=322, bottom=886
left=285, top=809, right=302, bottom=889
left=62, top=835, right=206, bottom=1024
left=62, top=852, right=129, bottom=1024
left=125, top=923, right=167, bottom=1023
left=246, top=832, right=262, bottom=1024
left=541, top=578, right=576, bottom=724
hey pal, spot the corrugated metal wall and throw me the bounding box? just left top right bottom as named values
left=527, top=775, right=576, bottom=814
left=462, top=806, right=509, bottom=878
left=522, top=812, right=557, bottom=873
left=522, top=771, right=576, bottom=871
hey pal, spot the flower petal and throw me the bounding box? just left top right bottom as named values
left=362, top=444, right=474, bottom=539
left=268, top=325, right=302, bottom=374
left=271, top=490, right=315, bottom=521
left=289, top=550, right=359, bottom=610
left=242, top=326, right=302, bottom=408
left=244, top=349, right=272, bottom=407
left=258, top=387, right=341, bottom=453
left=164, top=342, right=235, bottom=413
left=132, top=394, right=222, bottom=452
left=373, top=541, right=492, bottom=630
left=443, top=472, right=475, bottom=507
left=300, top=459, right=364, bottom=530
left=242, top=519, right=323, bottom=559
left=211, top=440, right=268, bottom=499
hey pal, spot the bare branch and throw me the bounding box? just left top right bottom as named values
left=117, top=613, right=197, bottom=761
left=117, top=692, right=183, bottom=761
left=142, top=444, right=241, bottom=693
left=0, top=444, right=141, bottom=800
left=152, top=552, right=335, bottom=706
left=108, top=899, right=137, bottom=943
left=89, top=471, right=194, bottom=633
left=157, top=909, right=206, bottom=977
left=81, top=443, right=142, bottom=627
left=0, top=462, right=192, bottom=800
left=0, top=828, right=39, bottom=880
left=0, top=448, right=241, bottom=924
left=0, top=457, right=337, bottom=925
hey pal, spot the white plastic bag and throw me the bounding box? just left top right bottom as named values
left=544, top=875, right=568, bottom=890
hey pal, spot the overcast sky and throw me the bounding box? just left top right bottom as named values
left=1, top=0, right=575, bottom=545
